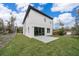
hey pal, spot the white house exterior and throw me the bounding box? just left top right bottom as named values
left=23, top=5, right=53, bottom=38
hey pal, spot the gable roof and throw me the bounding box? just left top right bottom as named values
left=23, top=5, right=53, bottom=24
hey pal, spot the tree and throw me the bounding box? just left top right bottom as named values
left=0, top=19, right=3, bottom=33
left=59, top=19, right=64, bottom=28
left=74, top=8, right=79, bottom=35
left=59, top=19, right=65, bottom=35
left=7, top=13, right=16, bottom=33
left=0, top=18, right=6, bottom=33
left=10, top=13, right=16, bottom=33
left=17, top=27, right=23, bottom=33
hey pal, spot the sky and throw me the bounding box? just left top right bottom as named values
left=0, top=3, right=79, bottom=29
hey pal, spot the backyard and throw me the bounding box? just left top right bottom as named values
left=0, top=33, right=79, bottom=56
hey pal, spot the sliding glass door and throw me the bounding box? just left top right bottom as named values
left=34, top=27, right=45, bottom=36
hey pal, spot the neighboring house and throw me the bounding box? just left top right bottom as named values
left=66, top=31, right=72, bottom=35
left=23, top=5, right=53, bottom=38
left=65, top=29, right=72, bottom=35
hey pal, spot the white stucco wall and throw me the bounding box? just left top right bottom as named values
left=23, top=9, right=53, bottom=38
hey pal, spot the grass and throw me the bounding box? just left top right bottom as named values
left=0, top=33, right=79, bottom=56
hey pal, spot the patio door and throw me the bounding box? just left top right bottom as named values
left=34, top=27, right=45, bottom=36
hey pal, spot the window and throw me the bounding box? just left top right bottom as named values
left=44, top=18, right=46, bottom=22
left=47, top=28, right=50, bottom=33
left=28, top=27, right=29, bottom=33
left=50, top=21, right=51, bottom=24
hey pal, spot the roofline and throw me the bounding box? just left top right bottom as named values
left=23, top=5, right=53, bottom=24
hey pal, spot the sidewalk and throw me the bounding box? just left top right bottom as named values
left=0, top=33, right=16, bottom=48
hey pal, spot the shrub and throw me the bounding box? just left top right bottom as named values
left=17, top=27, right=23, bottom=33
left=53, top=28, right=65, bottom=36
left=59, top=28, right=65, bottom=35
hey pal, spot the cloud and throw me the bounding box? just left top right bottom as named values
left=59, top=13, right=75, bottom=23
left=16, top=3, right=34, bottom=12
left=0, top=3, right=31, bottom=27
left=59, top=13, right=75, bottom=28
left=39, top=3, right=47, bottom=5
left=16, top=3, right=29, bottom=12
left=51, top=3, right=79, bottom=12
left=37, top=6, right=43, bottom=10
left=0, top=3, right=12, bottom=25
left=36, top=3, right=46, bottom=10
left=14, top=12, right=25, bottom=27
left=53, top=17, right=59, bottom=24
left=53, top=13, right=75, bottom=29
left=0, top=3, right=26, bottom=27
left=0, top=4, right=12, bottom=14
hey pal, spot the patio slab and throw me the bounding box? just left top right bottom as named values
left=34, top=36, right=59, bottom=43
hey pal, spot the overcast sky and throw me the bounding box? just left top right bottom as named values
left=0, top=3, right=79, bottom=29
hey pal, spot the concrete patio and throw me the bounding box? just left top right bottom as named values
left=34, top=36, right=58, bottom=43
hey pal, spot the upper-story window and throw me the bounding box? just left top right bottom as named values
left=50, top=21, right=51, bottom=24
left=44, top=18, right=46, bottom=22
left=28, top=27, right=29, bottom=33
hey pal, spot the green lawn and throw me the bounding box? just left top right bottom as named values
left=0, top=33, right=79, bottom=56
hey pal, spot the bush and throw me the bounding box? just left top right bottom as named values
left=59, top=28, right=65, bottom=35
left=53, top=30, right=59, bottom=35
left=17, top=27, right=23, bottom=33
left=53, top=28, right=65, bottom=36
